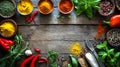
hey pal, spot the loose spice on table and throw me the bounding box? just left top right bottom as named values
left=17, top=0, right=34, bottom=15
left=0, top=1, right=15, bottom=16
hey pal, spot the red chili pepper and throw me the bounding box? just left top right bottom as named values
left=38, top=57, right=48, bottom=63
left=30, top=54, right=41, bottom=67
left=20, top=55, right=35, bottom=67
left=25, top=10, right=38, bottom=24
left=0, top=38, right=14, bottom=46
left=34, top=48, right=41, bottom=53
left=105, top=15, right=120, bottom=27
left=0, top=39, right=10, bottom=52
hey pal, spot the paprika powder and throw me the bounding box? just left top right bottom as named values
left=58, top=0, right=74, bottom=14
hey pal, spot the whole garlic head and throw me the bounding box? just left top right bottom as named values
left=25, top=50, right=32, bottom=56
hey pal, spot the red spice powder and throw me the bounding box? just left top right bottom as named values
left=59, top=0, right=73, bottom=12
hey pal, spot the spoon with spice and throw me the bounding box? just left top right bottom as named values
left=58, top=0, right=74, bottom=14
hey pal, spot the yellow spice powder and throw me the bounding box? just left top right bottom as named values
left=0, top=22, right=15, bottom=37
left=17, top=0, right=34, bottom=15
left=69, top=42, right=83, bottom=56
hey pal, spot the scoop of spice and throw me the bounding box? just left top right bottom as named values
left=17, top=0, right=34, bottom=15
left=0, top=1, right=15, bottom=16
left=59, top=0, right=73, bottom=13
left=38, top=1, right=53, bottom=14
left=0, top=22, right=15, bottom=37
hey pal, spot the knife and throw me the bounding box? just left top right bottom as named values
left=85, top=40, right=105, bottom=67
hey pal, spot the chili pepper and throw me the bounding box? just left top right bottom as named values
left=105, top=15, right=120, bottom=27
left=38, top=57, right=48, bottom=63
left=25, top=10, right=38, bottom=24
left=0, top=38, right=14, bottom=46
left=0, top=39, right=10, bottom=52
left=30, top=54, right=41, bottom=67
left=34, top=48, right=41, bottom=53
left=20, top=55, right=35, bottom=67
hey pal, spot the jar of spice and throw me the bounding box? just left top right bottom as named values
left=38, top=0, right=54, bottom=14
left=98, top=0, right=115, bottom=16
left=58, top=0, right=74, bottom=14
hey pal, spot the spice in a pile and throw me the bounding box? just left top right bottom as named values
left=38, top=1, right=53, bottom=14
left=0, top=1, right=15, bottom=16
left=59, top=0, right=73, bottom=13
left=17, top=0, right=34, bottom=15
left=99, top=1, right=113, bottom=15
left=0, top=22, right=15, bottom=37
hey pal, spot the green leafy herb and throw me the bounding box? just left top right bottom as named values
left=73, top=0, right=100, bottom=19
left=46, top=50, right=59, bottom=67
left=0, top=34, right=29, bottom=67
left=96, top=40, right=120, bottom=67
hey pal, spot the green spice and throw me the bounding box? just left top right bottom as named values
left=0, top=1, right=15, bottom=16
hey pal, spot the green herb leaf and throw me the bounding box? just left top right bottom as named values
left=98, top=51, right=107, bottom=60
left=114, top=52, right=120, bottom=58
left=107, top=49, right=114, bottom=55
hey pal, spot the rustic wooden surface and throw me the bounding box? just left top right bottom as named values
left=0, top=0, right=109, bottom=67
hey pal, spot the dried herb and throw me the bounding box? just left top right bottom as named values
left=0, top=34, right=29, bottom=67
left=73, top=0, right=100, bottom=19
left=0, top=0, right=15, bottom=16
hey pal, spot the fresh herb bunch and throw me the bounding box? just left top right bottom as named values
left=46, top=50, right=59, bottom=67
left=0, top=0, right=15, bottom=16
left=0, top=34, right=29, bottom=67
left=96, top=40, right=120, bottom=67
left=73, top=0, right=100, bottom=19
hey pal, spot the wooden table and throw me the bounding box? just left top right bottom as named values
left=0, top=0, right=112, bottom=67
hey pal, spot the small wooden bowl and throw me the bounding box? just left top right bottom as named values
left=106, top=28, right=120, bottom=47
left=38, top=0, right=54, bottom=14
left=17, top=0, right=34, bottom=15
left=0, top=0, right=16, bottom=18
left=98, top=0, right=115, bottom=16
left=115, top=0, right=120, bottom=11
left=0, top=19, right=17, bottom=38
left=58, top=0, right=74, bottom=14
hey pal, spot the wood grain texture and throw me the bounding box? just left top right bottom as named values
left=18, top=25, right=98, bottom=53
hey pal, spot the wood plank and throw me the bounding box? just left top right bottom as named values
left=18, top=25, right=104, bottom=53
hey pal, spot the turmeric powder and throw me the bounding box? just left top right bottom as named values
left=38, top=1, right=53, bottom=14
left=17, top=0, right=34, bottom=15
left=0, top=22, right=15, bottom=37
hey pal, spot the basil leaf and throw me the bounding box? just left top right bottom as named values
left=107, top=49, right=114, bottom=55
left=114, top=52, right=120, bottom=58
